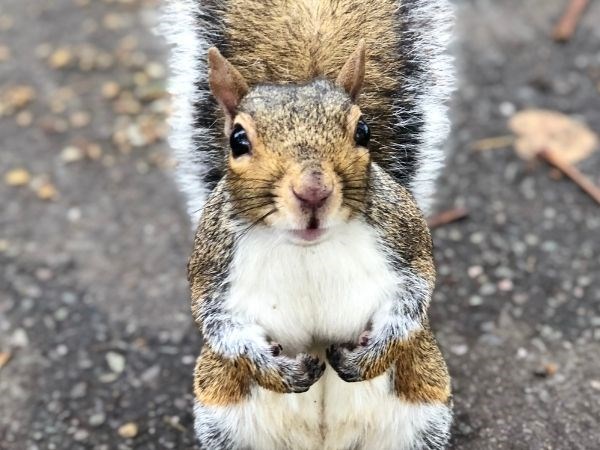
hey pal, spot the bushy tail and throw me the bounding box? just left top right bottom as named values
left=386, top=0, right=455, bottom=213
left=161, top=0, right=227, bottom=224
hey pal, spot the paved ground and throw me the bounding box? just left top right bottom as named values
left=1, top=0, right=599, bottom=449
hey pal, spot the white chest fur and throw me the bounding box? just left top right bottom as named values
left=225, top=220, right=400, bottom=353
left=196, top=221, right=451, bottom=450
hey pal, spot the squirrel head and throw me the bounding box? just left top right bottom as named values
left=208, top=42, right=370, bottom=245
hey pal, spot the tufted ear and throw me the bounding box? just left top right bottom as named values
left=336, top=40, right=366, bottom=102
left=208, top=47, right=249, bottom=129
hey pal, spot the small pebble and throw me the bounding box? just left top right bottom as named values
left=105, top=351, right=125, bottom=374
left=61, top=146, right=85, bottom=163
left=73, top=429, right=89, bottom=441
left=118, top=422, right=139, bottom=439
left=89, top=412, right=106, bottom=427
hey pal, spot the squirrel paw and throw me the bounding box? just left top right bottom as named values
left=256, top=346, right=326, bottom=394
left=280, top=353, right=326, bottom=393
left=327, top=330, right=399, bottom=383
left=326, top=343, right=364, bottom=383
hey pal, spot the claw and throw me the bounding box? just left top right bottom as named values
left=269, top=342, right=283, bottom=356
left=358, top=331, right=371, bottom=347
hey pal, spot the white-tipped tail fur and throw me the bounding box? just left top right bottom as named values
left=161, top=0, right=216, bottom=224
left=398, top=0, right=455, bottom=212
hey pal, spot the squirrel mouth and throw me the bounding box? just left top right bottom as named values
left=289, top=216, right=326, bottom=242
left=290, top=228, right=326, bottom=242
left=307, top=216, right=319, bottom=230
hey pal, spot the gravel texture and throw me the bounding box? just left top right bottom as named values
left=1, top=0, right=599, bottom=449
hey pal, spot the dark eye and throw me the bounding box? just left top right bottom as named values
left=354, top=118, right=370, bottom=147
left=230, top=124, right=252, bottom=158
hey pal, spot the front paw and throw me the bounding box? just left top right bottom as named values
left=280, top=353, right=326, bottom=393
left=254, top=346, right=326, bottom=394
left=327, top=332, right=393, bottom=383
left=326, top=343, right=365, bottom=382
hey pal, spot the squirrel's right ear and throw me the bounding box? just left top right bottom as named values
left=208, top=47, right=249, bottom=129
left=336, top=40, right=366, bottom=102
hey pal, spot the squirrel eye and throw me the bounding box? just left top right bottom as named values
left=230, top=124, right=252, bottom=158
left=354, top=118, right=370, bottom=147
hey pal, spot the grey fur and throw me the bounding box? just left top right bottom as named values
left=161, top=0, right=454, bottom=221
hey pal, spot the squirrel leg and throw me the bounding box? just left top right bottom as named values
left=392, top=328, right=452, bottom=450
left=192, top=346, right=247, bottom=449
left=326, top=269, right=430, bottom=382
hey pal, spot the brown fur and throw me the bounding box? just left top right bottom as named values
left=222, top=0, right=402, bottom=156
left=194, top=345, right=253, bottom=406
left=194, top=345, right=308, bottom=405
left=393, top=327, right=451, bottom=404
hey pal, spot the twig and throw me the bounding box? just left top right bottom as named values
left=553, top=0, right=589, bottom=42
left=0, top=351, right=12, bottom=371
left=427, top=207, right=469, bottom=229
left=538, top=149, right=600, bottom=205
left=470, top=135, right=515, bottom=152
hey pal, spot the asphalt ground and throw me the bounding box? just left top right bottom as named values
left=1, top=0, right=599, bottom=449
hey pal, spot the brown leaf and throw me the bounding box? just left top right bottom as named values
left=0, top=45, right=11, bottom=62
left=4, top=168, right=31, bottom=187
left=509, top=109, right=598, bottom=164
left=49, top=48, right=73, bottom=69
left=2, top=85, right=36, bottom=111
left=0, top=351, right=12, bottom=370
left=36, top=182, right=59, bottom=201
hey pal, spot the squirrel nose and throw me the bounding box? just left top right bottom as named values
left=293, top=186, right=332, bottom=209
left=293, top=171, right=332, bottom=209
left=293, top=169, right=333, bottom=209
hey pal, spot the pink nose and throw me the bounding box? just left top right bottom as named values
left=293, top=184, right=332, bottom=209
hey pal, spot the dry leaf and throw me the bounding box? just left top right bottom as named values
left=471, top=135, right=515, bottom=152
left=0, top=45, right=11, bottom=62
left=101, top=81, right=121, bottom=99
left=0, top=351, right=11, bottom=369
left=4, top=168, right=31, bottom=186
left=1, top=85, right=36, bottom=114
left=49, top=48, right=73, bottom=69
left=36, top=182, right=59, bottom=201
left=509, top=109, right=598, bottom=164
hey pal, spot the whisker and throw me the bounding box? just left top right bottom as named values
left=228, top=176, right=277, bottom=185
left=206, top=194, right=275, bottom=209
left=343, top=202, right=368, bottom=217
left=342, top=186, right=368, bottom=192
left=338, top=152, right=369, bottom=175
left=238, top=208, right=278, bottom=239
left=232, top=201, right=275, bottom=217
left=342, top=177, right=369, bottom=183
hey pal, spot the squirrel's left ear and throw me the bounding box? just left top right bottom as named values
left=208, top=47, right=249, bottom=130
left=336, top=40, right=366, bottom=102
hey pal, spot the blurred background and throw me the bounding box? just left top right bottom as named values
left=1, top=0, right=599, bottom=448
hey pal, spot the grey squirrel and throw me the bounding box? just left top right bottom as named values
left=162, top=1, right=455, bottom=449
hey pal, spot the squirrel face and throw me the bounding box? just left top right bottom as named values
left=208, top=44, right=370, bottom=244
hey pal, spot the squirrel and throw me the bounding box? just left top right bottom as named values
left=162, top=1, right=455, bottom=449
